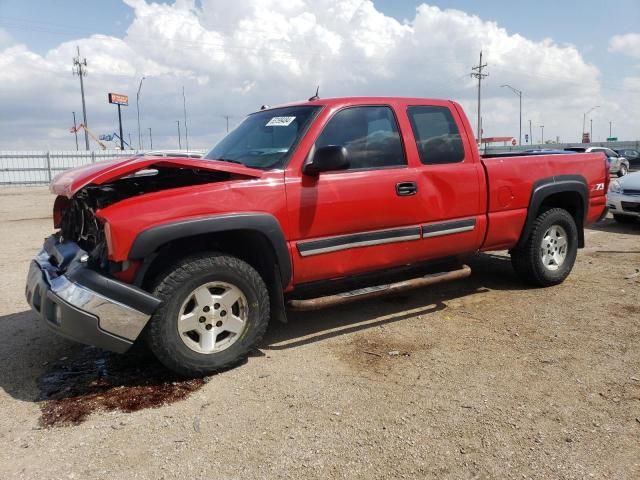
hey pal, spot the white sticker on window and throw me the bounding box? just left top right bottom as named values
left=266, top=116, right=296, bottom=127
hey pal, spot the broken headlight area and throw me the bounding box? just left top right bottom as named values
left=56, top=166, right=233, bottom=269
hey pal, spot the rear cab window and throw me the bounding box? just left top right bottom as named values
left=406, top=105, right=465, bottom=164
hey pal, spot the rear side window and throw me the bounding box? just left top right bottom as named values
left=315, top=106, right=405, bottom=170
left=407, top=106, right=465, bottom=164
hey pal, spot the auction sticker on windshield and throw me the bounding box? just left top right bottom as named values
left=266, top=116, right=296, bottom=127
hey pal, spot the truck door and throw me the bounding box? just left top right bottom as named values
left=402, top=104, right=486, bottom=260
left=285, top=105, right=425, bottom=284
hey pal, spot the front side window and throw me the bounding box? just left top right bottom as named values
left=407, top=106, right=465, bottom=164
left=314, top=106, right=405, bottom=170
left=204, top=105, right=320, bottom=169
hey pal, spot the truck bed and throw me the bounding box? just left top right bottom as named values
left=479, top=152, right=608, bottom=251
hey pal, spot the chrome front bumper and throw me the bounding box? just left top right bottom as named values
left=607, top=193, right=640, bottom=217
left=25, top=238, right=160, bottom=353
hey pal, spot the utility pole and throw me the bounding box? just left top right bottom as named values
left=540, top=125, right=544, bottom=144
left=72, top=46, right=90, bottom=150
left=225, top=115, right=230, bottom=133
left=590, top=119, right=593, bottom=143
left=529, top=120, right=533, bottom=146
left=177, top=120, right=182, bottom=149
left=128, top=133, right=133, bottom=150
left=136, top=76, right=146, bottom=150
left=182, top=86, right=189, bottom=151
left=501, top=84, right=522, bottom=145
left=148, top=127, right=153, bottom=149
left=470, top=50, right=488, bottom=146
left=72, top=111, right=79, bottom=151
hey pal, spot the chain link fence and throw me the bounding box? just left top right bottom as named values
left=0, top=150, right=205, bottom=186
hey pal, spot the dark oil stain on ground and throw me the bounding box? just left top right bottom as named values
left=37, top=346, right=206, bottom=428
left=623, top=304, right=640, bottom=315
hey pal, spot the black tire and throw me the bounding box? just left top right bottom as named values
left=511, top=208, right=578, bottom=287
left=145, top=252, right=269, bottom=377
left=617, top=164, right=628, bottom=177
left=613, top=214, right=637, bottom=224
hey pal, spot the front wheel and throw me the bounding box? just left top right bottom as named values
left=146, top=253, right=270, bottom=377
left=511, top=208, right=578, bottom=287
left=617, top=163, right=629, bottom=177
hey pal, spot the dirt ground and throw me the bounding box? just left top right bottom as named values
left=0, top=187, right=638, bottom=480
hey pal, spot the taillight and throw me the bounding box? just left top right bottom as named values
left=53, top=195, right=70, bottom=228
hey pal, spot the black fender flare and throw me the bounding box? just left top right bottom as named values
left=517, top=175, right=588, bottom=249
left=128, top=213, right=292, bottom=287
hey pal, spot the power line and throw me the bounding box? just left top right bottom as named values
left=470, top=50, right=488, bottom=145
left=72, top=46, right=90, bottom=150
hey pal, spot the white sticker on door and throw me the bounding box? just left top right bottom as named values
left=266, top=116, right=296, bottom=127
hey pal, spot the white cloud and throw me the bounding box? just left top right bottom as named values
left=0, top=28, right=14, bottom=50
left=609, top=33, right=640, bottom=58
left=0, top=1, right=634, bottom=149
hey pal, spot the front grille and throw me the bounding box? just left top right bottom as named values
left=621, top=201, right=640, bottom=213
left=622, top=188, right=640, bottom=196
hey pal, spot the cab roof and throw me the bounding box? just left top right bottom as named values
left=260, top=96, right=455, bottom=111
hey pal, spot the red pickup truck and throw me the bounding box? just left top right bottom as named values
left=26, top=97, right=608, bottom=376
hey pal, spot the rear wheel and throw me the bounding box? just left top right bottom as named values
left=511, top=208, right=578, bottom=286
left=146, top=252, right=270, bottom=377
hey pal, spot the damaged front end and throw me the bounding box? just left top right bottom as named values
left=56, top=166, right=236, bottom=270
left=27, top=157, right=264, bottom=353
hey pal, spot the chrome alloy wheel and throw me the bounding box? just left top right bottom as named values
left=540, top=225, right=568, bottom=271
left=177, top=281, right=248, bottom=354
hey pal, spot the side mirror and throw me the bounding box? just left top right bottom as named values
left=302, top=145, right=349, bottom=176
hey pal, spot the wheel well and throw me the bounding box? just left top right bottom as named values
left=138, top=230, right=279, bottom=292
left=537, top=191, right=585, bottom=247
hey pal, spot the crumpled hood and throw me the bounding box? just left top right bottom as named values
left=50, top=155, right=265, bottom=198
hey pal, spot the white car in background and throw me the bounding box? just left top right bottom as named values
left=608, top=171, right=640, bottom=223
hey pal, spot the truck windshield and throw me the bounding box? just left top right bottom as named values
left=204, top=105, right=321, bottom=169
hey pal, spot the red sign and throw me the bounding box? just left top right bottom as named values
left=108, top=93, right=128, bottom=106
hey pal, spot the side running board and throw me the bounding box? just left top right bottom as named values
left=287, top=264, right=471, bottom=311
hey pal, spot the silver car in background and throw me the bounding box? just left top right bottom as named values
left=565, top=147, right=630, bottom=177
left=607, top=171, right=640, bottom=223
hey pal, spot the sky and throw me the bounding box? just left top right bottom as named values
left=0, top=0, right=639, bottom=150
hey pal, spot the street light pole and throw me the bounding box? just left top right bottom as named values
left=540, top=125, right=544, bottom=144
left=177, top=120, right=182, bottom=149
left=148, top=127, right=153, bottom=149
left=529, top=120, right=533, bottom=145
left=182, top=86, right=189, bottom=151
left=582, top=105, right=600, bottom=141
left=136, top=76, right=146, bottom=150
left=500, top=84, right=522, bottom=145
left=609, top=121, right=612, bottom=138
left=590, top=119, right=593, bottom=143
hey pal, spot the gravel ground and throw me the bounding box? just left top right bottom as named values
left=0, top=187, right=638, bottom=479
